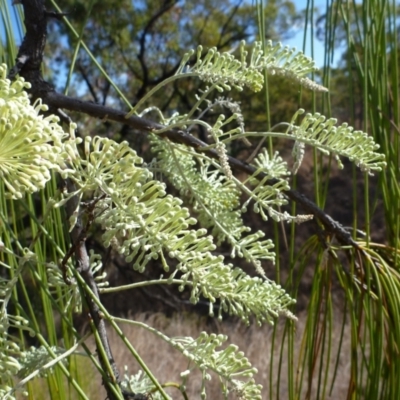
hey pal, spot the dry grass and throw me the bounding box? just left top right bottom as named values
left=81, top=310, right=353, bottom=399
left=17, top=309, right=354, bottom=399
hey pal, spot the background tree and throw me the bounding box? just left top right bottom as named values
left=45, top=0, right=304, bottom=136
left=0, top=0, right=399, bottom=399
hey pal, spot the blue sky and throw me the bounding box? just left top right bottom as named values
left=3, top=0, right=340, bottom=68
left=284, top=0, right=342, bottom=67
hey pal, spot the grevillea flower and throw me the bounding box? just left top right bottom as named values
left=0, top=64, right=67, bottom=199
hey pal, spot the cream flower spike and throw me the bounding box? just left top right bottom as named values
left=0, top=64, right=68, bottom=199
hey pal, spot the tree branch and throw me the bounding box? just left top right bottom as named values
left=63, top=180, right=122, bottom=399
left=135, top=0, right=179, bottom=99
left=14, top=0, right=358, bottom=256
left=77, top=62, right=100, bottom=103
left=44, top=91, right=358, bottom=248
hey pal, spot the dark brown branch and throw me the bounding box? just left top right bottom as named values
left=77, top=63, right=100, bottom=103
left=12, top=2, right=123, bottom=399
left=217, top=0, right=245, bottom=47
left=44, top=91, right=358, bottom=248
left=62, top=180, right=121, bottom=399
left=135, top=0, right=179, bottom=99
left=9, top=0, right=48, bottom=83
left=15, top=0, right=358, bottom=256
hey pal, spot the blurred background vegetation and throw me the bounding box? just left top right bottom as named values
left=1, top=0, right=400, bottom=398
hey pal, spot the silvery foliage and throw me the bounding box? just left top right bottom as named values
left=0, top=39, right=386, bottom=399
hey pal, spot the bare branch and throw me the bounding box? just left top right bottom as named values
left=136, top=0, right=179, bottom=99
left=62, top=179, right=121, bottom=399
left=77, top=63, right=100, bottom=103
left=13, top=0, right=358, bottom=268
left=44, top=91, right=357, bottom=248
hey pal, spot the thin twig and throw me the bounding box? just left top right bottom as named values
left=13, top=0, right=357, bottom=250
left=63, top=179, right=122, bottom=398
left=43, top=91, right=358, bottom=248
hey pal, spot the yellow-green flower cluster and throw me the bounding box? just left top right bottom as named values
left=289, top=110, right=387, bottom=174
left=171, top=332, right=262, bottom=400
left=151, top=136, right=243, bottom=245
left=264, top=41, right=328, bottom=92
left=61, top=135, right=293, bottom=324
left=0, top=64, right=67, bottom=199
left=176, top=41, right=329, bottom=94
left=177, top=41, right=265, bottom=92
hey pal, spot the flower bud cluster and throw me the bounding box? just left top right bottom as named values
left=69, top=136, right=293, bottom=324
left=214, top=97, right=245, bottom=134
left=157, top=141, right=278, bottom=278
left=291, top=111, right=387, bottom=174
left=46, top=261, right=82, bottom=312
left=0, top=312, right=27, bottom=397
left=0, top=64, right=67, bottom=199
left=151, top=136, right=242, bottom=245
left=292, top=140, right=305, bottom=174
left=242, top=150, right=313, bottom=224
left=245, top=150, right=291, bottom=221
left=178, top=40, right=329, bottom=95
left=181, top=41, right=265, bottom=92
left=264, top=41, right=328, bottom=92
left=171, top=331, right=262, bottom=399
left=0, top=243, right=33, bottom=395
